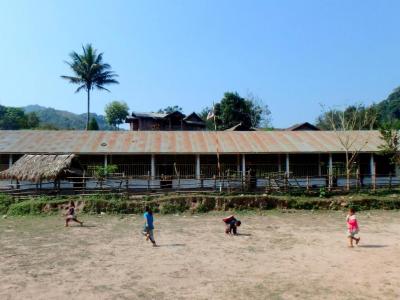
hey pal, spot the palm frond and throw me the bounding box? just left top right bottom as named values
left=60, top=75, right=83, bottom=84
left=62, top=44, right=119, bottom=94
left=75, top=84, right=87, bottom=93
left=94, top=84, right=111, bottom=92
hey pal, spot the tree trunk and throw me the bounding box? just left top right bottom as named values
left=86, top=89, right=91, bottom=130
left=346, top=152, right=350, bottom=191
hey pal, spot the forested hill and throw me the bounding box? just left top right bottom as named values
left=316, top=86, right=400, bottom=129
left=22, top=105, right=113, bottom=130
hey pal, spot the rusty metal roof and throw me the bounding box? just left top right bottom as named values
left=0, top=130, right=383, bottom=154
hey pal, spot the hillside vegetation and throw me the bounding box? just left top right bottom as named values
left=22, top=105, right=113, bottom=130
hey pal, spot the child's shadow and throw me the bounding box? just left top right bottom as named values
left=358, top=244, right=387, bottom=248
left=157, top=244, right=186, bottom=247
left=72, top=224, right=96, bottom=228
left=236, top=233, right=252, bottom=236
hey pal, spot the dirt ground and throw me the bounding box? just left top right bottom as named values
left=1, top=210, right=400, bottom=300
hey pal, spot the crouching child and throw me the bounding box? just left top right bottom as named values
left=223, top=215, right=241, bottom=235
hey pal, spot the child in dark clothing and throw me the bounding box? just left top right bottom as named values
left=223, top=215, right=241, bottom=235
left=65, top=202, right=83, bottom=227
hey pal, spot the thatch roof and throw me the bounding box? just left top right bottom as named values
left=0, top=154, right=80, bottom=183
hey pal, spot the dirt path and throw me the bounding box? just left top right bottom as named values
left=1, top=211, right=400, bottom=299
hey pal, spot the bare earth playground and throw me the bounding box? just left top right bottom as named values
left=1, top=211, right=399, bottom=299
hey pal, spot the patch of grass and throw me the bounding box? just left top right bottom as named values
left=0, top=194, right=14, bottom=214
left=3, top=191, right=400, bottom=216
left=160, top=201, right=188, bottom=214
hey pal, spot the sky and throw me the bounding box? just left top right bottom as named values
left=1, top=0, right=400, bottom=128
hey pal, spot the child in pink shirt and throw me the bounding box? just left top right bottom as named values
left=346, top=208, right=360, bottom=247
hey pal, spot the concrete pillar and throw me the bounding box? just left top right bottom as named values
left=9, top=154, right=13, bottom=168
left=328, top=153, right=333, bottom=186
left=370, top=153, right=375, bottom=176
left=104, top=154, right=108, bottom=168
left=242, top=154, right=246, bottom=178
left=318, top=153, right=322, bottom=176
left=151, top=155, right=156, bottom=179
left=285, top=154, right=290, bottom=176
left=278, top=154, right=282, bottom=173
left=195, top=154, right=201, bottom=179
left=370, top=153, right=376, bottom=189
left=237, top=154, right=241, bottom=173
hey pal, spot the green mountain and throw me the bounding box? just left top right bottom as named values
left=22, top=105, right=113, bottom=130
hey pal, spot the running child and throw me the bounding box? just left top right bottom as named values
left=65, top=202, right=83, bottom=227
left=223, top=215, right=241, bottom=235
left=346, top=207, right=360, bottom=247
left=142, top=206, right=157, bottom=247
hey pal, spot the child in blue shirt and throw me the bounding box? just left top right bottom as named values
left=142, top=206, right=157, bottom=247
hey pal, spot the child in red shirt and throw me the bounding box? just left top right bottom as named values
left=346, top=208, right=360, bottom=247
left=223, top=215, right=241, bottom=235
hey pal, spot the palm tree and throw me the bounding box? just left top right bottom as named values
left=61, top=44, right=119, bottom=129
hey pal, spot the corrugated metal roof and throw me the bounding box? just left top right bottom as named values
left=0, top=130, right=383, bottom=154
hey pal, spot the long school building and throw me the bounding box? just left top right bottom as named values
left=0, top=130, right=396, bottom=190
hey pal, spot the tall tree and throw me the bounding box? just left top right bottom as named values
left=317, top=105, right=378, bottom=130
left=26, top=112, right=40, bottom=128
left=322, top=104, right=377, bottom=190
left=157, top=105, right=183, bottom=114
left=201, top=92, right=271, bottom=130
left=88, top=117, right=100, bottom=130
left=0, top=106, right=28, bottom=129
left=105, top=101, right=129, bottom=129
left=378, top=121, right=400, bottom=166
left=61, top=44, right=119, bottom=129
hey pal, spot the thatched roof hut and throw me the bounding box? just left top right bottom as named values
left=0, top=154, right=82, bottom=183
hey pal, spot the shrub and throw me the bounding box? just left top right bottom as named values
left=160, top=201, right=188, bottom=214
left=0, top=194, right=13, bottom=214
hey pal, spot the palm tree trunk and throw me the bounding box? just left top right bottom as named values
left=86, top=89, right=90, bottom=130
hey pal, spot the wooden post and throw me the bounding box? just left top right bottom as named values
left=83, top=170, right=86, bottom=193
left=328, top=153, right=333, bottom=190
left=389, top=173, right=392, bottom=190
left=147, top=171, right=150, bottom=190
left=306, top=176, right=310, bottom=191
left=356, top=168, right=360, bottom=190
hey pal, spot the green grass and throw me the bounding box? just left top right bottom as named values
left=1, top=191, right=400, bottom=216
